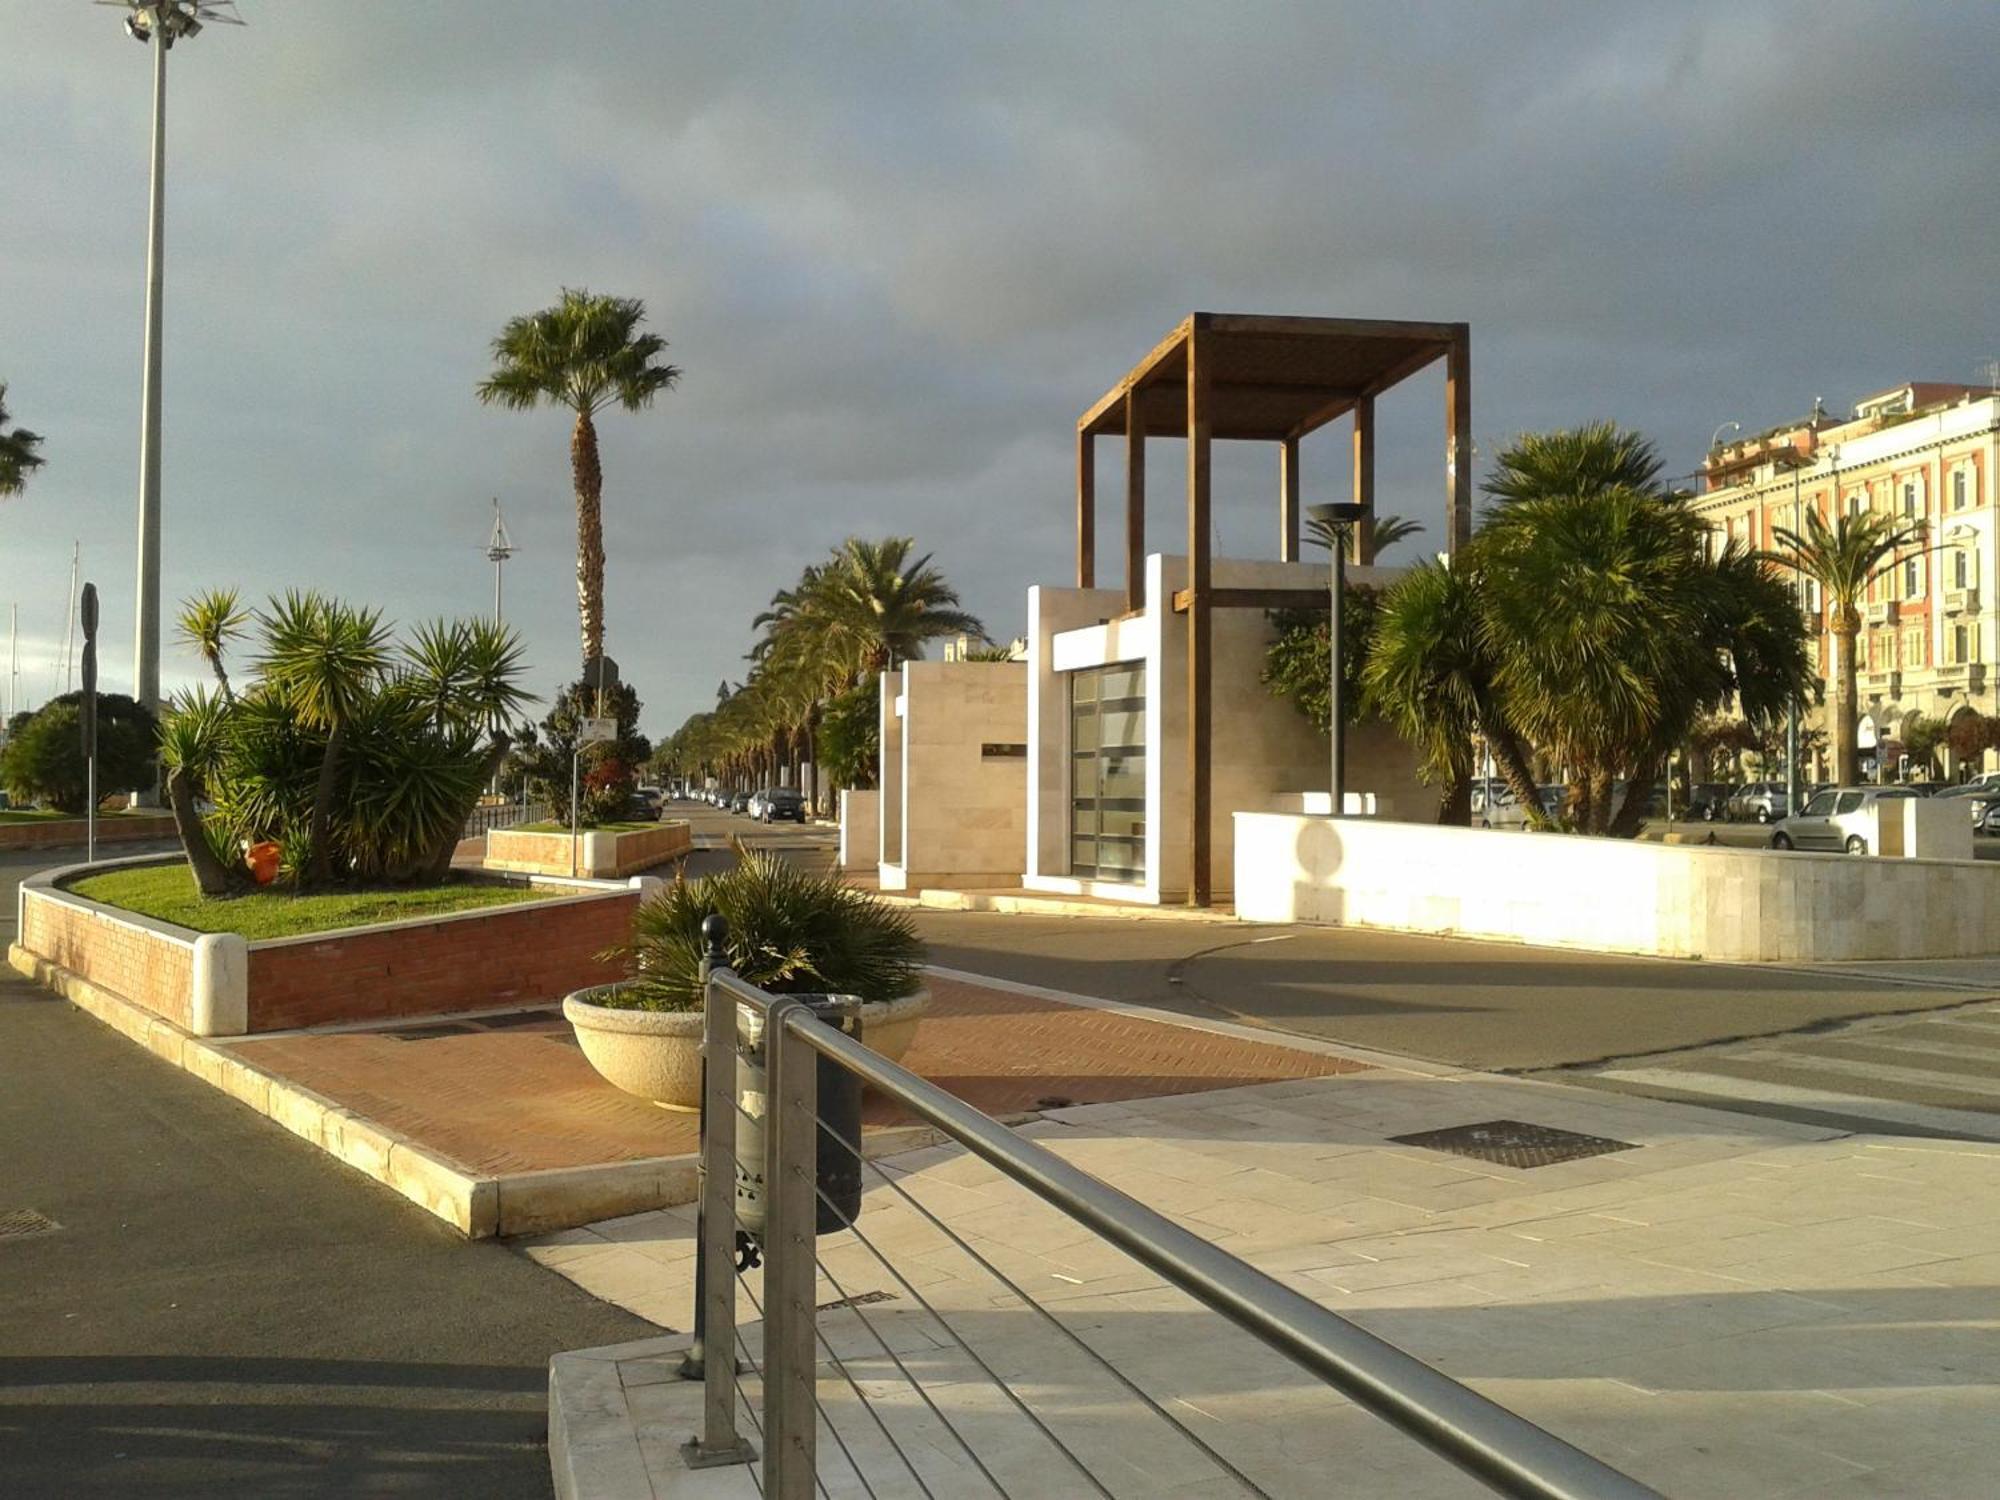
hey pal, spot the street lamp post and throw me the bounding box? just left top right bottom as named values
left=486, top=497, right=516, bottom=623
left=104, top=1, right=242, bottom=801
left=1307, top=501, right=1367, bottom=816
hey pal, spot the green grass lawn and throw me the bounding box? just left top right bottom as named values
left=512, top=820, right=660, bottom=834
left=69, top=863, right=557, bottom=939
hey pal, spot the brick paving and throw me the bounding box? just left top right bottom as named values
left=221, top=973, right=1365, bottom=1177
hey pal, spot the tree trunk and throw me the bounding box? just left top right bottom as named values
left=1485, top=722, right=1548, bottom=830
left=571, top=407, right=606, bottom=667
left=1833, top=608, right=1860, bottom=786
left=1607, top=748, right=1667, bottom=839
left=167, top=767, right=236, bottom=896
left=414, top=733, right=513, bottom=885
left=1436, top=769, right=1471, bottom=826
left=304, top=720, right=346, bottom=889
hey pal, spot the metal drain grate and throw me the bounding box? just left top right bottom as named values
left=472, top=1009, right=561, bottom=1031
left=383, top=1023, right=477, bottom=1042
left=1389, top=1119, right=1637, bottom=1169
left=817, top=1289, right=895, bottom=1314
left=0, top=1208, right=62, bottom=1241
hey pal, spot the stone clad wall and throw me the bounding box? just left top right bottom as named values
left=881, top=661, right=1028, bottom=891
left=0, top=814, right=177, bottom=852
left=486, top=822, right=690, bottom=879
left=1234, top=811, right=2000, bottom=962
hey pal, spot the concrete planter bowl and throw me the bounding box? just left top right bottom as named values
left=563, top=985, right=931, bottom=1111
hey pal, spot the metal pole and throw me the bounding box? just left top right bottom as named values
left=570, top=749, right=580, bottom=878
left=763, top=999, right=819, bottom=1498
left=87, top=756, right=97, bottom=864
left=679, top=916, right=756, bottom=1468
left=132, top=15, right=168, bottom=787
left=1329, top=544, right=1346, bottom=815
left=1788, top=466, right=1803, bottom=804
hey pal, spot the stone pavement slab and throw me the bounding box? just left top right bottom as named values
left=538, top=1069, right=2000, bottom=1498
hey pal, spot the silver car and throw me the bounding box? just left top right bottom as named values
left=1769, top=785, right=1920, bottom=854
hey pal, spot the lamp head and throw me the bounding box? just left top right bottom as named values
left=1307, top=502, right=1368, bottom=526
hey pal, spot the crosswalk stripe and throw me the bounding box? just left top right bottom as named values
left=1591, top=1067, right=2000, bottom=1141
left=1721, top=1048, right=2000, bottom=1099
left=1813, top=1032, right=2000, bottom=1065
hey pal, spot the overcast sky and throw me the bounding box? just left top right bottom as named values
left=6, top=1, right=1998, bottom=740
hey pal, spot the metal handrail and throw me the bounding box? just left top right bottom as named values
left=699, top=956, right=1661, bottom=1500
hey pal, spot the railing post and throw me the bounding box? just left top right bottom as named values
left=679, top=914, right=756, bottom=1470
left=762, top=997, right=818, bottom=1497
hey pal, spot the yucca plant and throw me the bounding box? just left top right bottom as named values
left=602, top=848, right=924, bottom=1013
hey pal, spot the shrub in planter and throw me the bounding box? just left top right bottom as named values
left=604, top=848, right=922, bottom=1011
left=1, top=693, right=158, bottom=813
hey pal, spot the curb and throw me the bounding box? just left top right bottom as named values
left=9, top=942, right=964, bottom=1239
left=893, top=888, right=1240, bottom=922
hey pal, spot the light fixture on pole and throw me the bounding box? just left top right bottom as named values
left=1307, top=501, right=1367, bottom=817
left=97, top=0, right=244, bottom=801
left=485, top=497, right=516, bottom=623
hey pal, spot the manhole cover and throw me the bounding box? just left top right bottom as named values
left=0, top=1209, right=61, bottom=1241
left=473, top=1009, right=560, bottom=1030
left=1389, top=1120, right=1637, bottom=1169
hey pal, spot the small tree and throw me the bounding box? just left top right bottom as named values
left=1948, top=711, right=2000, bottom=774
left=1901, top=715, right=1948, bottom=779
left=817, top=682, right=880, bottom=791
left=1, top=694, right=157, bottom=813
left=513, top=677, right=652, bottom=826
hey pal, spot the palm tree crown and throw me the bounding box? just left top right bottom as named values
left=0, top=382, right=46, bottom=497
left=1305, top=511, right=1425, bottom=559
left=477, top=289, right=681, bottom=667
left=1480, top=421, right=1666, bottom=508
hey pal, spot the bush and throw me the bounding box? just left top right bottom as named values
left=817, top=682, right=879, bottom=790
left=582, top=753, right=637, bottom=823
left=602, top=847, right=923, bottom=1012
left=513, top=677, right=652, bottom=825
left=1260, top=589, right=1382, bottom=734
left=1, top=693, right=158, bottom=812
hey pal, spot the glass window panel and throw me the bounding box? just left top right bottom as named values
left=1101, top=755, right=1146, bottom=800
left=1070, top=806, right=1098, bottom=834
left=1100, top=807, right=1146, bottom=839
left=1100, top=708, right=1145, bottom=748
left=1072, top=713, right=1098, bottom=752
left=1072, top=838, right=1097, bottom=870
left=1102, top=666, right=1145, bottom=700
left=1836, top=792, right=1864, bottom=814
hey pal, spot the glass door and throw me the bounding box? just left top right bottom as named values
left=1070, top=664, right=1146, bottom=881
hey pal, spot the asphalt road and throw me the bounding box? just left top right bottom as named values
left=0, top=846, right=654, bottom=1499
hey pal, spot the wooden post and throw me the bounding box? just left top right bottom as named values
left=1279, top=436, right=1301, bottom=563
left=1187, top=322, right=1213, bottom=907
left=1351, top=397, right=1376, bottom=564
left=1126, top=390, right=1146, bottom=612
left=1077, top=428, right=1096, bottom=587
left=1446, top=330, right=1472, bottom=553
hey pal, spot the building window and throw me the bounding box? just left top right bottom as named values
left=1905, top=557, right=1923, bottom=597
left=1903, top=481, right=1919, bottom=519
left=1903, top=626, right=1926, bottom=669
left=1069, top=664, right=1145, bottom=883
left=1953, top=624, right=1970, bottom=665
left=1954, top=469, right=1969, bottom=510
left=1956, top=550, right=1971, bottom=590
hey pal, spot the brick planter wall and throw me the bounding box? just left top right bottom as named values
left=0, top=813, right=177, bottom=852
left=12, top=856, right=648, bottom=1037
left=486, top=821, right=691, bottom=879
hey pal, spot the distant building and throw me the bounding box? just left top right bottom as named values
left=1694, top=382, right=2000, bottom=777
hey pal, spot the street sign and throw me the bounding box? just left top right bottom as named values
left=578, top=716, right=617, bottom=746
left=79, top=582, right=99, bottom=760
left=581, top=654, right=620, bottom=690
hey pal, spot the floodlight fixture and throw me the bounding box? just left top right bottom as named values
left=100, top=0, right=242, bottom=48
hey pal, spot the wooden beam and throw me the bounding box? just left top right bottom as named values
left=1204, top=312, right=1468, bottom=343
left=1076, top=317, right=1193, bottom=435
left=1125, top=390, right=1145, bottom=612
left=1187, top=318, right=1213, bottom=908
left=1352, top=396, right=1376, bottom=564
left=1280, top=436, right=1301, bottom=563
left=1076, top=429, right=1095, bottom=587
left=1446, top=330, right=1472, bottom=553
left=1173, top=587, right=1327, bottom=613
left=1359, top=341, right=1450, bottom=400
left=1282, top=393, right=1357, bottom=444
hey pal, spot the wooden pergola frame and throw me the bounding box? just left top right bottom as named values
left=1073, top=312, right=1472, bottom=906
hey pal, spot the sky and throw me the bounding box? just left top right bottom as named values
left=5, top=1, right=1999, bottom=743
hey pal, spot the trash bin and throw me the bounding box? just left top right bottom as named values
left=733, top=994, right=864, bottom=1241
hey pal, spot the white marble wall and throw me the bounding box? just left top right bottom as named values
left=839, top=791, right=879, bottom=871
left=879, top=661, right=1028, bottom=890
left=1234, top=811, right=2000, bottom=961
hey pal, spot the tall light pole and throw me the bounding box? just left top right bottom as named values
left=102, top=0, right=242, bottom=799
left=1308, top=501, right=1367, bottom=816
left=485, top=497, right=516, bottom=622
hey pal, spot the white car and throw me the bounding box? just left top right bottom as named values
left=1769, top=785, right=1920, bottom=854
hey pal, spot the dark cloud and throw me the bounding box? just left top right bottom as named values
left=3, top=1, right=1997, bottom=734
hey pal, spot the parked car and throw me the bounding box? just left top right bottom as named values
left=621, top=791, right=662, bottom=821
left=759, top=788, right=807, bottom=824
left=1931, top=781, right=2000, bottom=833
left=1682, top=783, right=1734, bottom=822
left=1726, top=781, right=1789, bottom=824
left=730, top=790, right=753, bottom=813
left=1769, top=785, right=1921, bottom=854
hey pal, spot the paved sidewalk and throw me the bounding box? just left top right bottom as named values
left=535, top=1066, right=2000, bottom=1498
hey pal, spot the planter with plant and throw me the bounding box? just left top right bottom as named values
left=564, top=848, right=928, bottom=1109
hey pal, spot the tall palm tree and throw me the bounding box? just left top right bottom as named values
left=0, top=382, right=45, bottom=497
left=1305, top=511, right=1426, bottom=561
left=1481, top=422, right=1666, bottom=509
left=818, top=537, right=985, bottom=670
left=477, top=290, right=681, bottom=667
left=1766, top=507, right=1924, bottom=785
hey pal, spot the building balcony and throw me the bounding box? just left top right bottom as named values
left=1945, top=586, right=1980, bottom=615
left=1864, top=599, right=1900, bottom=626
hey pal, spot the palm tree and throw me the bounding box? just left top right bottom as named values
left=477, top=290, right=681, bottom=667
left=817, top=537, right=985, bottom=671
left=175, top=587, right=249, bottom=699
left=1304, top=512, right=1426, bottom=561
left=254, top=591, right=393, bottom=887
left=1364, top=558, right=1539, bottom=826
left=1480, top=421, right=1666, bottom=508
left=1766, top=507, right=1924, bottom=785
left=0, top=382, right=45, bottom=497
